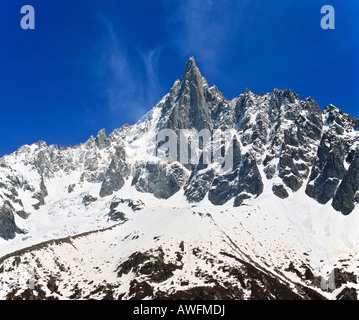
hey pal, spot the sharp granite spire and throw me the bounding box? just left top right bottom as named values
left=164, top=57, right=215, bottom=131
left=179, top=57, right=205, bottom=84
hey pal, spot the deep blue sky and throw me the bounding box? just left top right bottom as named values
left=0, top=0, right=358, bottom=156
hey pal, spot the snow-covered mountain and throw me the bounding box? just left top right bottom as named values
left=1, top=57, right=359, bottom=300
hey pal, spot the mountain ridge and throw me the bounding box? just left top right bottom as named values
left=1, top=57, right=359, bottom=239
left=1, top=57, right=359, bottom=300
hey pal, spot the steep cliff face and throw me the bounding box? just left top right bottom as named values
left=306, top=105, right=359, bottom=215
left=0, top=58, right=359, bottom=300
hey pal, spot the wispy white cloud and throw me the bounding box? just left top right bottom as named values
left=96, top=14, right=163, bottom=126
left=163, top=0, right=244, bottom=72
left=138, top=46, right=163, bottom=106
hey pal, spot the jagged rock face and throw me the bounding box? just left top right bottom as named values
left=108, top=198, right=145, bottom=221
left=272, top=184, right=289, bottom=199
left=95, top=129, right=111, bottom=150
left=0, top=57, right=359, bottom=244
left=234, top=90, right=323, bottom=192
left=306, top=106, right=359, bottom=213
left=32, top=176, right=48, bottom=210
left=164, top=58, right=215, bottom=132
left=208, top=153, right=264, bottom=206
left=184, top=169, right=215, bottom=203
left=332, top=149, right=359, bottom=215
left=132, top=162, right=190, bottom=200
left=99, top=146, right=129, bottom=198
left=0, top=203, right=23, bottom=240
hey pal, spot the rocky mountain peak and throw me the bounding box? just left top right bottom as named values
left=95, top=128, right=110, bottom=150
left=180, top=57, right=203, bottom=82
left=323, top=104, right=359, bottom=131
left=177, top=56, right=209, bottom=95
left=165, top=57, right=213, bottom=131
left=324, top=104, right=339, bottom=114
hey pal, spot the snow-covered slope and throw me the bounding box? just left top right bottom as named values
left=1, top=58, right=359, bottom=300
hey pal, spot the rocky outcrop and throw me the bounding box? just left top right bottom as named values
left=132, top=162, right=189, bottom=199
left=305, top=105, right=359, bottom=213
left=116, top=248, right=182, bottom=283
left=208, top=153, right=263, bottom=206
left=95, top=129, right=111, bottom=150
left=82, top=195, right=98, bottom=206
left=0, top=203, right=24, bottom=240
left=272, top=184, right=289, bottom=199
left=32, top=176, right=48, bottom=210
left=108, top=198, right=145, bottom=221
left=184, top=168, right=215, bottom=203
left=99, top=146, right=129, bottom=198
left=332, top=150, right=359, bottom=215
